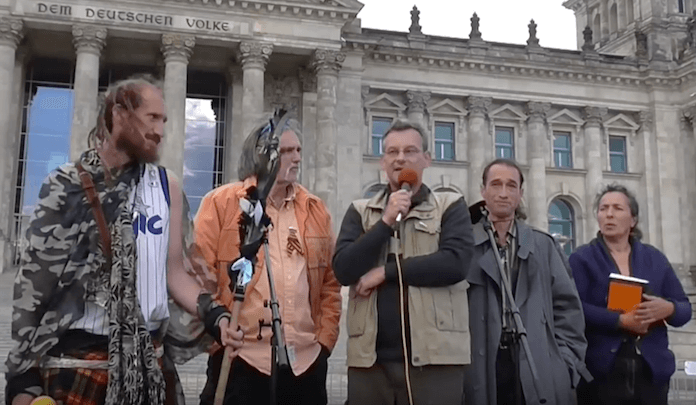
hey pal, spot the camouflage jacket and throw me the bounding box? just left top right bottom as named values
left=5, top=149, right=215, bottom=404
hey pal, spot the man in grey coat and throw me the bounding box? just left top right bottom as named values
left=463, top=158, right=588, bottom=405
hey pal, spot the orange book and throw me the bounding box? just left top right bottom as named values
left=607, top=273, right=649, bottom=313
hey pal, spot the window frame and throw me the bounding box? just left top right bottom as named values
left=433, top=120, right=456, bottom=161
left=548, top=198, right=576, bottom=256
left=608, top=134, right=627, bottom=173
left=494, top=125, right=516, bottom=160
left=552, top=131, right=573, bottom=169
left=369, top=115, right=393, bottom=157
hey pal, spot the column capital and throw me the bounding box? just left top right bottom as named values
left=639, top=110, right=654, bottom=127
left=467, top=96, right=491, bottom=117
left=238, top=41, right=273, bottom=70
left=583, top=106, right=607, bottom=127
left=682, top=107, right=696, bottom=126
left=311, top=49, right=345, bottom=75
left=0, top=17, right=24, bottom=49
left=405, top=90, right=430, bottom=114
left=161, top=34, right=195, bottom=64
left=526, top=101, right=550, bottom=122
left=72, top=24, right=107, bottom=56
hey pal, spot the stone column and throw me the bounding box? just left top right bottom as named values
left=299, top=67, right=317, bottom=191
left=582, top=106, right=607, bottom=238
left=311, top=49, right=344, bottom=218
left=160, top=34, right=194, bottom=180
left=238, top=41, right=272, bottom=138
left=70, top=24, right=106, bottom=160
left=0, top=18, right=23, bottom=272
left=405, top=90, right=430, bottom=128
left=467, top=96, right=491, bottom=204
left=526, top=101, right=551, bottom=230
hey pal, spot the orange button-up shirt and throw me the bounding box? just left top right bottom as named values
left=238, top=186, right=321, bottom=376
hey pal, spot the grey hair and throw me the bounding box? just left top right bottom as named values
left=382, top=118, right=430, bottom=153
left=594, top=183, right=642, bottom=240
left=237, top=114, right=302, bottom=181
left=88, top=74, right=163, bottom=148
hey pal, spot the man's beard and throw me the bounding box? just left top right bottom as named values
left=115, top=113, right=160, bottom=163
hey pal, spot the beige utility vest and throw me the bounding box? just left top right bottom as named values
left=347, top=189, right=471, bottom=368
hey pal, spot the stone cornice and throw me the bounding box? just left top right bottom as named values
left=238, top=41, right=273, bottom=70
left=405, top=90, right=430, bottom=114
left=311, top=49, right=345, bottom=75
left=72, top=25, right=107, bottom=55
left=157, top=0, right=361, bottom=23
left=161, top=34, right=195, bottom=63
left=0, top=17, right=23, bottom=49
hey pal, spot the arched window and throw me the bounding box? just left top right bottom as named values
left=364, top=183, right=386, bottom=198
left=610, top=3, right=618, bottom=32
left=678, top=0, right=685, bottom=13
left=626, top=0, right=635, bottom=23
left=548, top=199, right=575, bottom=255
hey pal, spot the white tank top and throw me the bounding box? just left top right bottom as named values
left=70, top=164, right=171, bottom=334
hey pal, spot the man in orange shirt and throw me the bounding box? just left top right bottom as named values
left=194, top=114, right=341, bottom=405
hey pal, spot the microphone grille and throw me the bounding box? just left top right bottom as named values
left=397, top=168, right=418, bottom=188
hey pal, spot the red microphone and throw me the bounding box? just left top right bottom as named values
left=395, top=168, right=418, bottom=222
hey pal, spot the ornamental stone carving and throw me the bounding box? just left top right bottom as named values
left=639, top=110, right=653, bottom=127
left=409, top=6, right=422, bottom=35
left=470, top=13, right=482, bottom=40
left=467, top=96, right=491, bottom=117
left=527, top=20, right=540, bottom=47
left=161, top=34, right=195, bottom=63
left=583, top=106, right=607, bottom=127
left=0, top=18, right=24, bottom=48
left=238, top=41, right=273, bottom=70
left=72, top=25, right=107, bottom=55
left=405, top=90, right=430, bottom=114
left=298, top=67, right=317, bottom=93
left=582, top=25, right=595, bottom=53
left=526, top=101, right=550, bottom=122
left=311, top=49, right=345, bottom=75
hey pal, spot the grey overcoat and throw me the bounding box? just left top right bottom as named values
left=463, top=220, right=588, bottom=405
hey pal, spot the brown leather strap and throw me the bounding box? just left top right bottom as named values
left=76, top=162, right=112, bottom=268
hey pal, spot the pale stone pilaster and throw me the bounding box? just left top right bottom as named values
left=311, top=49, right=344, bottom=218
left=526, top=101, right=551, bottom=230
left=70, top=24, right=106, bottom=160
left=160, top=34, right=194, bottom=180
left=638, top=111, right=661, bottom=248
left=224, top=67, right=242, bottom=183
left=405, top=90, right=430, bottom=128
left=467, top=96, right=491, bottom=204
left=299, top=67, right=317, bottom=191
left=238, top=41, right=272, bottom=138
left=582, top=106, right=607, bottom=238
left=0, top=18, right=23, bottom=271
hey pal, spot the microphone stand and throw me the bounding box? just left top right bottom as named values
left=479, top=208, right=547, bottom=404
left=257, top=236, right=290, bottom=405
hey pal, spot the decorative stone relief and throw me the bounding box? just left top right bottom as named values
left=0, top=18, right=23, bottom=48
left=298, top=67, right=317, bottom=93
left=311, top=49, right=345, bottom=75
left=582, top=106, right=607, bottom=127
left=527, top=20, right=540, bottom=47
left=405, top=90, right=430, bottom=114
left=470, top=13, right=482, bottom=40
left=409, top=6, right=422, bottom=35
left=467, top=96, right=491, bottom=117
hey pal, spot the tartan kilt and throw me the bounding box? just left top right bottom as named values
left=39, top=347, right=179, bottom=405
left=41, top=351, right=108, bottom=405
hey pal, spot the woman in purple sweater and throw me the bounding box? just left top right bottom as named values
left=570, top=184, right=692, bottom=405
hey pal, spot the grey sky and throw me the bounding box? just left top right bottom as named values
left=357, top=0, right=579, bottom=50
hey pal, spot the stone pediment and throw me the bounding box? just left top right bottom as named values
left=364, top=93, right=406, bottom=111
left=490, top=104, right=527, bottom=121
left=429, top=99, right=466, bottom=115
left=604, top=113, right=639, bottom=131
left=548, top=108, right=584, bottom=125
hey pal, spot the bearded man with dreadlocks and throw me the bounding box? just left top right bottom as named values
left=194, top=112, right=341, bottom=405
left=5, top=75, right=243, bottom=405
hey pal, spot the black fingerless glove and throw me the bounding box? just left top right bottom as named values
left=197, top=292, right=231, bottom=345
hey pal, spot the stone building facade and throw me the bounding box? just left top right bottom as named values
left=0, top=0, right=695, bottom=358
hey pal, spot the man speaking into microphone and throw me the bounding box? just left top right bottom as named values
left=333, top=119, right=475, bottom=405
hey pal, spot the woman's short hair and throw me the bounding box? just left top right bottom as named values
left=237, top=112, right=302, bottom=181
left=594, top=183, right=643, bottom=240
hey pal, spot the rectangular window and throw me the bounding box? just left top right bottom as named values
left=434, top=121, right=455, bottom=161
left=609, top=136, right=627, bottom=173
left=553, top=131, right=572, bottom=168
left=495, top=126, right=515, bottom=159
left=371, top=117, right=392, bottom=156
